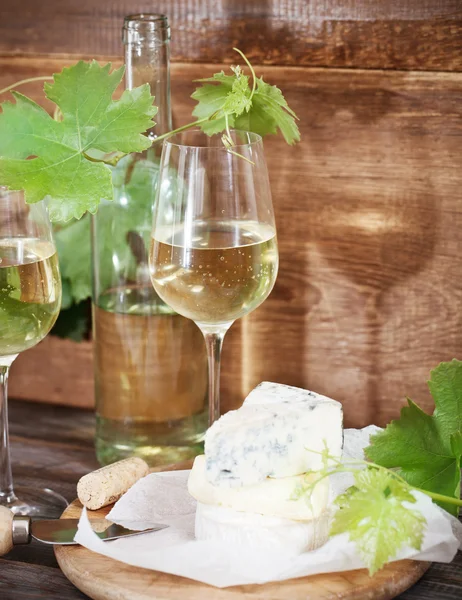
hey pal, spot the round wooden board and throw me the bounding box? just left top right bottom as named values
left=56, top=500, right=430, bottom=600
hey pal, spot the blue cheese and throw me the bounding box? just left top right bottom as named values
left=204, top=382, right=343, bottom=487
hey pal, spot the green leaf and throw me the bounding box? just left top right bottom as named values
left=53, top=154, right=160, bottom=316
left=60, top=279, right=74, bottom=310
left=221, top=71, right=252, bottom=117
left=366, top=359, right=462, bottom=516
left=428, top=359, right=462, bottom=439
left=51, top=300, right=90, bottom=342
left=192, top=72, right=236, bottom=112
left=330, top=468, right=426, bottom=575
left=93, top=155, right=160, bottom=296
left=192, top=72, right=236, bottom=135
left=244, top=78, right=300, bottom=144
left=54, top=215, right=92, bottom=305
left=192, top=62, right=300, bottom=144
left=0, top=61, right=156, bottom=221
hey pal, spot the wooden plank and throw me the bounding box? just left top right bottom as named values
left=5, top=539, right=60, bottom=570
left=0, top=559, right=88, bottom=599
left=9, top=336, right=94, bottom=409
left=8, top=397, right=96, bottom=449
left=400, top=554, right=462, bottom=599
left=2, top=57, right=462, bottom=427
left=0, top=1, right=461, bottom=71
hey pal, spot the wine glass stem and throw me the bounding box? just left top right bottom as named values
left=203, top=331, right=227, bottom=426
left=0, top=366, right=15, bottom=504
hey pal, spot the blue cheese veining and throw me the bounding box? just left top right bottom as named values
left=204, top=382, right=343, bottom=487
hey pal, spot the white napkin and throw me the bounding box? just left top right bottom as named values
left=74, top=426, right=462, bottom=588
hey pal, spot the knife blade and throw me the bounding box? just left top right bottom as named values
left=9, top=514, right=167, bottom=548
left=29, top=517, right=167, bottom=545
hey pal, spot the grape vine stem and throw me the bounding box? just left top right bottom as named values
left=0, top=76, right=54, bottom=97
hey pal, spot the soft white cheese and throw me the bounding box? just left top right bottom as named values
left=195, top=502, right=330, bottom=554
left=204, top=382, right=343, bottom=487
left=188, top=455, right=329, bottom=520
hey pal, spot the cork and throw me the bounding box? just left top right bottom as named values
left=77, top=457, right=149, bottom=510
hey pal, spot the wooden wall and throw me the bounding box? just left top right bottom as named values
left=2, top=1, right=462, bottom=427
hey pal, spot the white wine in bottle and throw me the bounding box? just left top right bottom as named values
left=0, top=238, right=61, bottom=357
left=150, top=220, right=279, bottom=326
left=93, top=284, right=208, bottom=466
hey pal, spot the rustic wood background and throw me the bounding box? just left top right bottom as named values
left=2, top=1, right=462, bottom=427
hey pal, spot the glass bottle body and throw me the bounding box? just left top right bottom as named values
left=92, top=15, right=208, bottom=466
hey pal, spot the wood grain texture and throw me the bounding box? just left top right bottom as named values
left=0, top=560, right=88, bottom=599
left=0, top=399, right=460, bottom=600
left=3, top=57, right=462, bottom=427
left=9, top=336, right=94, bottom=408
left=55, top=499, right=430, bottom=600
left=0, top=1, right=461, bottom=71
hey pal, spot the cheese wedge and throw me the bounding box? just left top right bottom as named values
left=188, top=455, right=329, bottom=521
left=195, top=502, right=330, bottom=554
left=205, top=382, right=343, bottom=487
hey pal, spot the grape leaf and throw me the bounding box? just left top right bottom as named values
left=191, top=72, right=238, bottom=135
left=192, top=67, right=300, bottom=144
left=53, top=154, right=160, bottom=310
left=222, top=67, right=252, bottom=116
left=52, top=300, right=90, bottom=342
left=239, top=78, right=300, bottom=145
left=60, top=279, right=74, bottom=311
left=0, top=61, right=156, bottom=222
left=54, top=215, right=92, bottom=305
left=366, top=359, right=462, bottom=516
left=428, top=359, right=462, bottom=439
left=95, top=155, right=160, bottom=296
left=330, top=468, right=426, bottom=575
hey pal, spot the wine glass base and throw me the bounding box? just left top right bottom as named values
left=0, top=486, right=69, bottom=519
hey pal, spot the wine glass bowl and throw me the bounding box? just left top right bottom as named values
left=149, top=130, right=278, bottom=422
left=0, top=187, right=66, bottom=517
left=151, top=220, right=278, bottom=327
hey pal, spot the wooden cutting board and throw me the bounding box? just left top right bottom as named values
left=55, top=500, right=430, bottom=600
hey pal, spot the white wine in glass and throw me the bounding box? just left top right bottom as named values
left=150, top=130, right=278, bottom=424
left=153, top=221, right=277, bottom=325
left=0, top=188, right=65, bottom=517
left=0, top=239, right=60, bottom=353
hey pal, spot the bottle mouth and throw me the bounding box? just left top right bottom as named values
left=122, top=14, right=170, bottom=44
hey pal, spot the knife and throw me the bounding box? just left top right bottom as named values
left=0, top=506, right=167, bottom=555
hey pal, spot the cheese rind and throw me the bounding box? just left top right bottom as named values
left=195, top=502, right=330, bottom=554
left=188, top=455, right=329, bottom=520
left=205, top=382, right=343, bottom=487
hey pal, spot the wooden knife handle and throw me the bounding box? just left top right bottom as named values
left=0, top=506, right=13, bottom=556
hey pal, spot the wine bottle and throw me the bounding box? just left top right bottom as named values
left=91, top=15, right=208, bottom=467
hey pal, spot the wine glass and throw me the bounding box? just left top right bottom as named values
left=149, top=130, right=278, bottom=424
left=0, top=187, right=66, bottom=517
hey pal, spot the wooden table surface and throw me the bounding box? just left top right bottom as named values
left=1, top=400, right=461, bottom=600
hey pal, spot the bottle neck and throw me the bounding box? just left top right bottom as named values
left=123, top=14, right=172, bottom=138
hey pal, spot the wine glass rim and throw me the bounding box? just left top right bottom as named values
left=163, top=129, right=263, bottom=150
